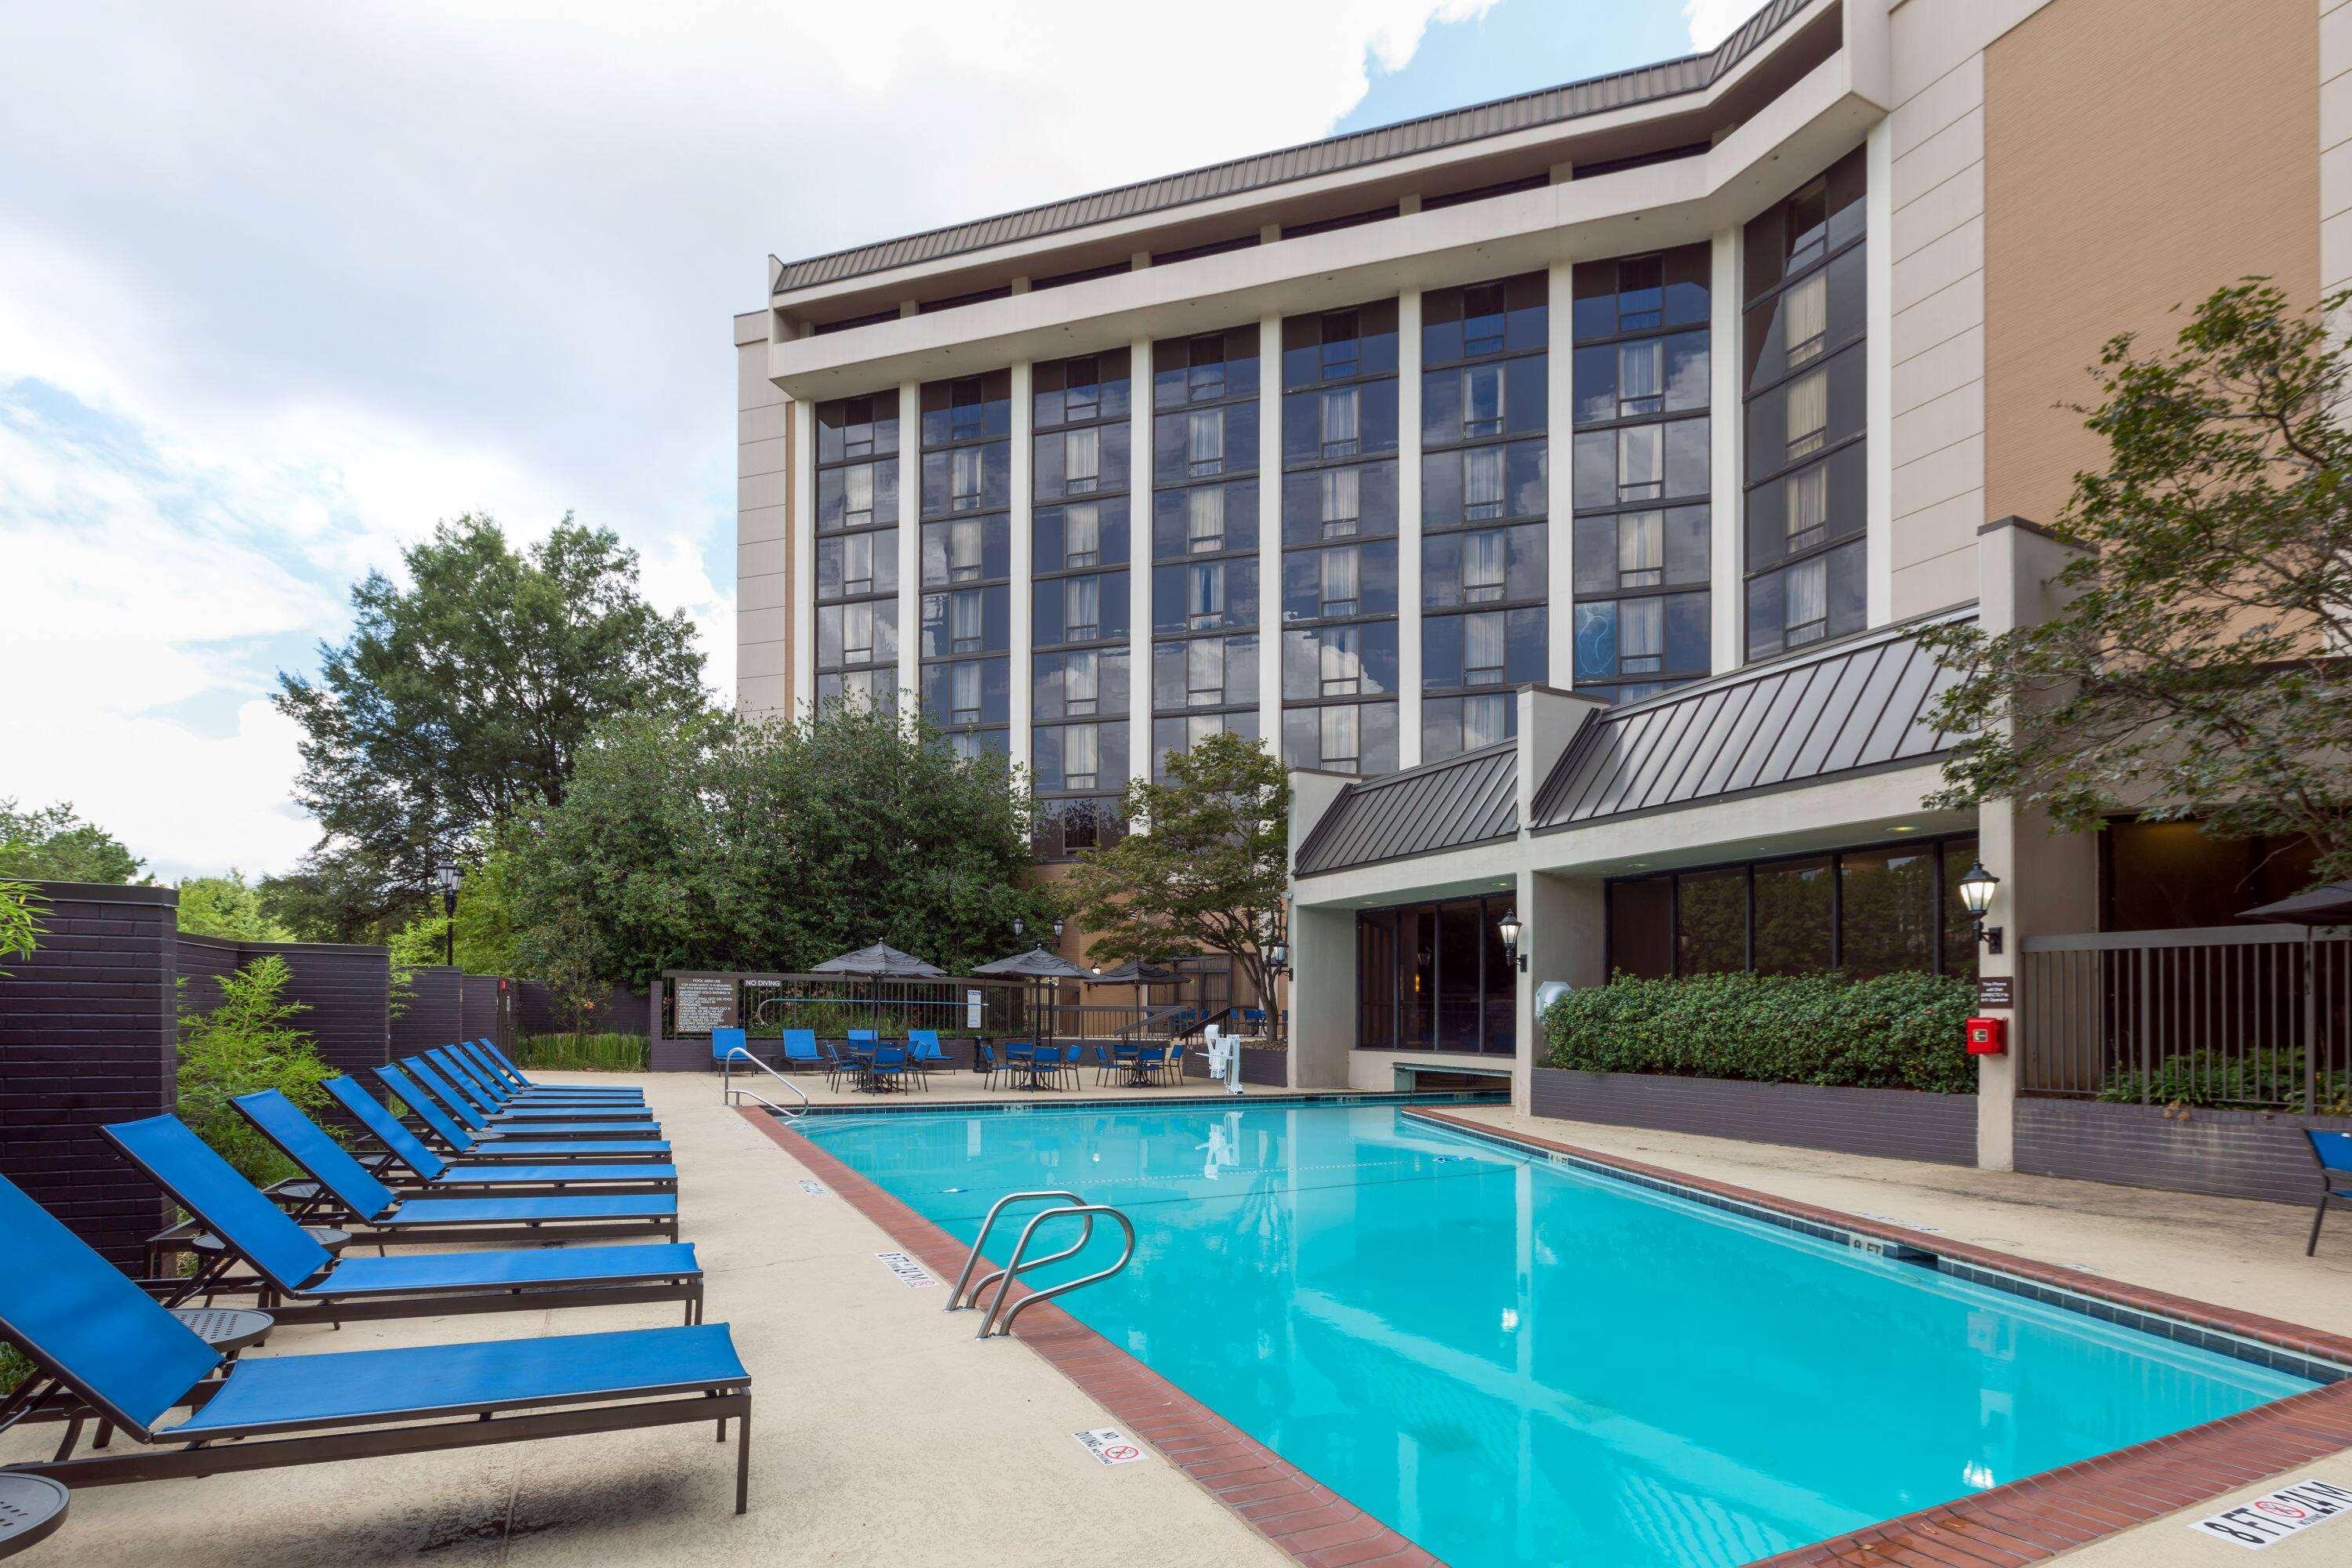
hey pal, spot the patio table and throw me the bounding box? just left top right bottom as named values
left=0, top=1475, right=67, bottom=1560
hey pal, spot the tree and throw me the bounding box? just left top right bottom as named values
left=387, top=833, right=521, bottom=975
left=270, top=514, right=706, bottom=941
left=0, top=798, right=143, bottom=883
left=176, top=956, right=334, bottom=1184
left=1920, top=281, right=2352, bottom=885
left=1054, top=731, right=1290, bottom=1033
left=176, top=871, right=296, bottom=942
left=510, top=702, right=1051, bottom=988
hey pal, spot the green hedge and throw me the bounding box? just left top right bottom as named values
left=515, top=1033, right=651, bottom=1073
left=1543, top=971, right=1978, bottom=1095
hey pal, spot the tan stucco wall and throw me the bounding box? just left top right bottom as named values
left=737, top=311, right=793, bottom=719
left=1983, top=0, right=2321, bottom=530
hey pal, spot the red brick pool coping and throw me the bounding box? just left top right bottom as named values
left=739, top=1107, right=1440, bottom=1568
left=1406, top=1107, right=2352, bottom=1568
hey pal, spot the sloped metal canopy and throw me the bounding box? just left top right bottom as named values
left=772, top=0, right=1817, bottom=295
left=810, top=942, right=948, bottom=978
left=1294, top=743, right=1519, bottom=879
left=1532, top=610, right=1972, bottom=833
left=971, top=946, right=1093, bottom=979
left=1085, top=960, right=1182, bottom=985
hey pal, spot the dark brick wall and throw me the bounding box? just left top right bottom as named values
left=460, top=975, right=507, bottom=1049
left=392, top=965, right=463, bottom=1060
left=267, top=943, right=391, bottom=1077
left=174, top=935, right=242, bottom=1016
left=0, top=884, right=180, bottom=1270
left=1530, top=1069, right=1980, bottom=1167
left=2014, top=1097, right=2352, bottom=1207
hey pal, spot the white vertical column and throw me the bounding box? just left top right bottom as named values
left=1544, top=261, right=1576, bottom=688
left=1128, top=337, right=1153, bottom=786
left=791, top=397, right=817, bottom=716
left=1396, top=289, right=1425, bottom=769
left=1009, top=362, right=1034, bottom=772
left=1708, top=229, right=1743, bottom=674
left=1864, top=118, right=1895, bottom=629
left=1258, top=315, right=1283, bottom=754
left=895, top=379, right=920, bottom=712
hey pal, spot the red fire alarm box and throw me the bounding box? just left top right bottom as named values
left=1965, top=1016, right=2006, bottom=1055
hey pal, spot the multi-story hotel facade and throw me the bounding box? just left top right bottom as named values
left=737, top=0, right=2336, bottom=1160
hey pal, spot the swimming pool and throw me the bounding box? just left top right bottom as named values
left=797, top=1101, right=2322, bottom=1568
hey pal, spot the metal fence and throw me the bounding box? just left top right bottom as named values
left=662, top=973, right=1029, bottom=1040
left=2019, top=926, right=2352, bottom=1111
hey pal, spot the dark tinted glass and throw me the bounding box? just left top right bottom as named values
left=1753, top=857, right=1833, bottom=974
left=1839, top=848, right=1938, bottom=977
left=1675, top=869, right=1745, bottom=975
left=1610, top=878, right=1674, bottom=979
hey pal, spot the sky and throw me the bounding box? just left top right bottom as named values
left=0, top=0, right=1753, bottom=884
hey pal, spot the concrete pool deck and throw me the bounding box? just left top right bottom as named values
left=13, top=1072, right=2352, bottom=1566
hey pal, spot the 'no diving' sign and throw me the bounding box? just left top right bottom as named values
left=1073, top=1428, right=1148, bottom=1466
left=2190, top=1477, right=2352, bottom=1548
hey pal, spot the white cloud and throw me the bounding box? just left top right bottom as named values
left=1682, top=0, right=1756, bottom=50
left=0, top=0, right=1504, bottom=877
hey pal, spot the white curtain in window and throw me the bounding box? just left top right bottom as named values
left=1617, top=424, right=1663, bottom=499
left=1462, top=365, right=1505, bottom=434
left=1784, top=368, right=1828, bottom=461
left=1463, top=530, right=1505, bottom=601
left=951, top=590, right=983, bottom=647
left=1787, top=557, right=1828, bottom=638
left=1621, top=597, right=1664, bottom=662
left=1784, top=273, right=1828, bottom=365
left=844, top=532, right=873, bottom=594
left=1319, top=546, right=1359, bottom=616
left=1064, top=724, right=1099, bottom=786
left=1464, top=446, right=1505, bottom=518
left=1318, top=704, right=1359, bottom=768
left=1319, top=466, right=1360, bottom=534
left=1319, top=626, right=1362, bottom=695
left=1787, top=464, right=1828, bottom=546
left=1186, top=637, right=1224, bottom=704
left=950, top=659, right=982, bottom=718
left=1187, top=409, right=1223, bottom=474
left=1066, top=650, right=1099, bottom=713
left=1065, top=575, right=1100, bottom=640
left=844, top=601, right=873, bottom=662
left=1462, top=694, right=1508, bottom=751
left=1320, top=387, right=1359, bottom=454
left=1188, top=562, right=1223, bottom=622
left=1064, top=503, right=1100, bottom=566
left=1464, top=612, right=1505, bottom=683
left=1064, top=428, right=1100, bottom=491
left=950, top=447, right=984, bottom=509
left=844, top=463, right=875, bottom=524
left=1618, top=510, right=1663, bottom=586
left=1617, top=340, right=1663, bottom=412
left=1186, top=486, right=1224, bottom=551
left=949, top=521, right=983, bottom=579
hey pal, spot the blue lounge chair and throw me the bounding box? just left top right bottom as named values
left=375, top=1065, right=672, bottom=1162
left=466, top=1038, right=645, bottom=1098
left=452, top=1039, right=643, bottom=1102
left=710, top=1027, right=750, bottom=1069
left=413, top=1053, right=652, bottom=1125
left=0, top=1171, right=752, bottom=1511
left=779, top=1029, right=824, bottom=1075
left=321, top=1076, right=675, bottom=1193
left=2307, top=1131, right=2352, bottom=1255
left=233, top=1091, right=679, bottom=1245
left=434, top=1045, right=642, bottom=1109
left=102, top=1116, right=706, bottom=1327
left=389, top=1061, right=662, bottom=1142
left=907, top=1029, right=948, bottom=1088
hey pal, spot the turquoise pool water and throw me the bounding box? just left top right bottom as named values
left=798, top=1102, right=2318, bottom=1568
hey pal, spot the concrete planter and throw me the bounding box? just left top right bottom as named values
left=2013, top=1097, right=2349, bottom=1207
left=1530, top=1068, right=1979, bottom=1166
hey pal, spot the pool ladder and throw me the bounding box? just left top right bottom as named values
left=946, top=1190, right=1136, bottom=1339
left=720, top=1046, right=811, bottom=1121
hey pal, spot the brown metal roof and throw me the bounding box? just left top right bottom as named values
left=773, top=0, right=1813, bottom=296
left=1530, top=609, right=1973, bottom=833
left=1294, top=743, right=1519, bottom=878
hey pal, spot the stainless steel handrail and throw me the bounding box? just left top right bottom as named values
left=975, top=1204, right=1135, bottom=1339
left=721, top=1046, right=811, bottom=1120
left=946, top=1189, right=1087, bottom=1311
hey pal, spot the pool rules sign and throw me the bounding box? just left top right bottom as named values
left=2190, top=1477, right=2352, bottom=1548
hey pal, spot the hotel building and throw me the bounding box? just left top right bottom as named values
left=736, top=0, right=2336, bottom=1162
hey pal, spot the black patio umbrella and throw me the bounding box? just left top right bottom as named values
left=2240, top=883, right=2352, bottom=925
left=974, top=946, right=1092, bottom=1044
left=811, top=942, right=948, bottom=1029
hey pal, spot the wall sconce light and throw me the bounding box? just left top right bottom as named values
left=1956, top=862, right=2003, bottom=955
left=1497, top=912, right=1527, bottom=972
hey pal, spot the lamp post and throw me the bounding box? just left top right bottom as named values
left=434, top=859, right=463, bottom=969
left=1956, top=862, right=2003, bottom=955
left=1497, top=912, right=1527, bottom=972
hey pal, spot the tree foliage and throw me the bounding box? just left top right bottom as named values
left=0, top=798, right=143, bottom=884
left=0, top=881, right=39, bottom=972
left=1919, top=281, right=2352, bottom=884
left=176, top=871, right=296, bottom=942
left=269, top=514, right=706, bottom=940
left=1054, top=731, right=1290, bottom=1029
left=510, top=701, right=1051, bottom=988
left=177, top=956, right=336, bottom=1184
left=387, top=833, right=521, bottom=975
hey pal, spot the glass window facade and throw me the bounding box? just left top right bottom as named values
left=814, top=391, right=902, bottom=712
left=1281, top=301, right=1400, bottom=775
left=1570, top=245, right=1711, bottom=705
left=1355, top=895, right=1517, bottom=1054
left=1150, top=326, right=1263, bottom=781
left=1743, top=148, right=1868, bottom=661
left=1030, top=351, right=1134, bottom=858
left=919, top=371, right=1013, bottom=757
left=1605, top=834, right=1980, bottom=982
left=1421, top=273, right=1548, bottom=760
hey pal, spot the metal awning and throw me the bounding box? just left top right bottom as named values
left=1531, top=609, right=1970, bottom=833
left=1294, top=742, right=1519, bottom=878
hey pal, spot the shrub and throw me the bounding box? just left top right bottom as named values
left=516, top=1033, right=650, bottom=1073
left=177, top=955, right=336, bottom=1183
left=2098, top=1048, right=2352, bottom=1112
left=1543, top=970, right=1978, bottom=1095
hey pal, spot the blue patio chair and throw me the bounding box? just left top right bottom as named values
left=1240, top=1007, right=1267, bottom=1033
left=453, top=1040, right=644, bottom=1104
left=0, top=1171, right=753, bottom=1511
left=1134, top=1044, right=1168, bottom=1086
left=1087, top=1044, right=1115, bottom=1086
left=376, top=1064, right=670, bottom=1160
left=321, top=1076, right=676, bottom=1193
left=418, top=1051, right=652, bottom=1126
left=779, top=1029, right=823, bottom=1075
left=1004, top=1040, right=1036, bottom=1089
left=1165, top=1044, right=1188, bottom=1085
left=2307, top=1131, right=2352, bottom=1255
left=975, top=1041, right=1002, bottom=1089
left=101, top=1115, right=707, bottom=1328
left=232, top=1091, right=679, bottom=1247
left=390, top=1059, right=662, bottom=1142
left=865, top=1044, right=909, bottom=1094
left=848, top=1028, right=880, bottom=1053
left=1029, top=1044, right=1068, bottom=1091
left=473, top=1037, right=645, bottom=1098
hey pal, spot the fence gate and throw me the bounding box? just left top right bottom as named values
left=2019, top=926, right=2352, bottom=1111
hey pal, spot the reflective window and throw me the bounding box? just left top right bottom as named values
left=814, top=390, right=904, bottom=711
